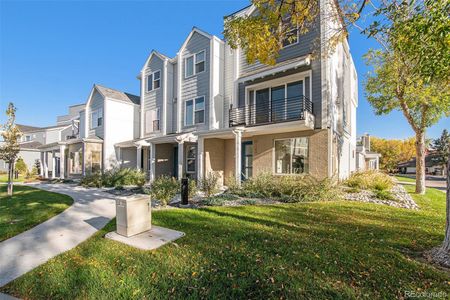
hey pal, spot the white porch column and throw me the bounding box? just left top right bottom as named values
left=136, top=145, right=142, bottom=170
left=60, top=145, right=66, bottom=179
left=81, top=142, right=86, bottom=176
left=197, top=137, right=204, bottom=183
left=233, top=129, right=243, bottom=186
left=39, top=152, right=44, bottom=177
left=177, top=142, right=184, bottom=180
left=51, top=151, right=56, bottom=179
left=43, top=151, right=49, bottom=179
left=149, top=143, right=156, bottom=182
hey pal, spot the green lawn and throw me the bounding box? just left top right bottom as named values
left=395, top=175, right=416, bottom=183
left=0, top=185, right=73, bottom=241
left=0, top=174, right=25, bottom=183
left=2, top=186, right=449, bottom=299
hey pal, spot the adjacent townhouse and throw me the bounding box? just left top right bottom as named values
left=33, top=1, right=358, bottom=186
left=356, top=134, right=381, bottom=171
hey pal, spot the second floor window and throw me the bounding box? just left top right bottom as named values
left=185, top=50, right=205, bottom=78
left=281, top=17, right=298, bottom=47
left=185, top=96, right=205, bottom=126
left=145, top=108, right=160, bottom=133
left=90, top=108, right=103, bottom=129
left=146, top=70, right=161, bottom=92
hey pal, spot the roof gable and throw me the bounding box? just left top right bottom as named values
left=140, top=50, right=170, bottom=73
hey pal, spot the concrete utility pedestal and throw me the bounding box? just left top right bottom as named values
left=116, top=195, right=151, bottom=237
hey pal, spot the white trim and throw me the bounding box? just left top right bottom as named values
left=209, top=39, right=214, bottom=129
left=140, top=50, right=169, bottom=73
left=184, top=95, right=206, bottom=127
left=162, top=60, right=168, bottom=135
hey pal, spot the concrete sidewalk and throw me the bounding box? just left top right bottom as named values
left=0, top=183, right=117, bottom=287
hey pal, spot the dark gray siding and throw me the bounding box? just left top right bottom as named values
left=181, top=32, right=210, bottom=131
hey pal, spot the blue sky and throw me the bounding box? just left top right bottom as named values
left=0, top=0, right=448, bottom=139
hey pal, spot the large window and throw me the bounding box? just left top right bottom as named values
left=186, top=145, right=196, bottom=174
left=274, top=137, right=308, bottom=174
left=281, top=17, right=298, bottom=47
left=90, top=108, right=103, bottom=129
left=185, top=50, right=205, bottom=78
left=91, top=151, right=101, bottom=173
left=146, top=70, right=161, bottom=92
left=69, top=151, right=82, bottom=174
left=185, top=96, right=205, bottom=126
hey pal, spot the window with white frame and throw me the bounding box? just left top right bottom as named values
left=274, top=137, right=308, bottom=174
left=186, top=145, right=196, bottom=174
left=146, top=70, right=161, bottom=92
left=185, top=96, right=205, bottom=126
left=185, top=50, right=205, bottom=78
left=145, top=108, right=160, bottom=133
left=90, top=108, right=103, bottom=129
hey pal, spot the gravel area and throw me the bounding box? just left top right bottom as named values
left=344, top=184, right=419, bottom=210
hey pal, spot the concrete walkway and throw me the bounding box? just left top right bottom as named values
left=0, top=183, right=117, bottom=287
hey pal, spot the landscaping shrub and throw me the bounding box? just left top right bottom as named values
left=199, top=172, right=219, bottom=197
left=345, top=170, right=394, bottom=191
left=80, top=173, right=103, bottom=188
left=15, top=158, right=27, bottom=174
left=231, top=173, right=340, bottom=202
left=102, top=168, right=146, bottom=187
left=149, top=176, right=179, bottom=206
left=188, top=179, right=198, bottom=200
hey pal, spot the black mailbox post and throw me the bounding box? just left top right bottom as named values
left=181, top=178, right=189, bottom=205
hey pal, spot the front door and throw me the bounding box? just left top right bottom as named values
left=173, top=146, right=178, bottom=178
left=241, top=141, right=253, bottom=181
left=55, top=157, right=60, bottom=177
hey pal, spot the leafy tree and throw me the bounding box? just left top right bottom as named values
left=432, top=129, right=450, bottom=170
left=0, top=103, right=22, bottom=196
left=15, top=157, right=27, bottom=174
left=371, top=137, right=415, bottom=172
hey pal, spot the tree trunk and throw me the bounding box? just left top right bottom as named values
left=442, top=154, right=450, bottom=251
left=415, top=131, right=426, bottom=194
left=7, top=160, right=14, bottom=196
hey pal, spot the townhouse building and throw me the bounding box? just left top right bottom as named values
left=35, top=1, right=358, bottom=185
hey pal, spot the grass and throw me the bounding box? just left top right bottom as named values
left=0, top=185, right=73, bottom=242
left=0, top=174, right=25, bottom=183
left=2, top=186, right=450, bottom=299
left=395, top=175, right=416, bottom=183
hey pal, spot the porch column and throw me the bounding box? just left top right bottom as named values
left=81, top=142, right=86, bottom=176
left=51, top=151, right=56, bottom=179
left=39, top=152, right=44, bottom=177
left=149, top=143, right=156, bottom=182
left=177, top=141, right=184, bottom=180
left=197, top=137, right=204, bottom=183
left=233, top=129, right=243, bottom=186
left=43, top=151, right=49, bottom=179
left=60, top=145, right=66, bottom=179
left=136, top=145, right=142, bottom=170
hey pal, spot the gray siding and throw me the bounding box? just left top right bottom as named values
left=143, top=55, right=164, bottom=137
left=239, top=24, right=320, bottom=76
left=88, top=90, right=104, bottom=138
left=181, top=32, right=210, bottom=131
left=223, top=44, right=234, bottom=128
left=61, top=126, right=74, bottom=140
left=171, top=62, right=178, bottom=133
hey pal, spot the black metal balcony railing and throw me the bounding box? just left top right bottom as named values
left=229, top=95, right=313, bottom=127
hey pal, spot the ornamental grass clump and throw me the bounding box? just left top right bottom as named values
left=199, top=172, right=219, bottom=197
left=345, top=171, right=394, bottom=191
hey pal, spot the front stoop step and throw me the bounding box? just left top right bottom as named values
left=105, top=226, right=185, bottom=250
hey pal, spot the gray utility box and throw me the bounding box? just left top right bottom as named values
left=116, top=194, right=152, bottom=237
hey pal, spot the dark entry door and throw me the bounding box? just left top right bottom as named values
left=241, top=141, right=253, bottom=181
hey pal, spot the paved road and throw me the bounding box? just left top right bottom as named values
left=396, top=175, right=447, bottom=192
left=0, top=183, right=117, bottom=287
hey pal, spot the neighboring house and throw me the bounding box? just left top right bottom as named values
left=39, top=84, right=140, bottom=179
left=356, top=134, right=381, bottom=171
left=398, top=152, right=446, bottom=176
left=35, top=1, right=359, bottom=185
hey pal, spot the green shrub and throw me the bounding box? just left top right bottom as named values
left=200, top=172, right=219, bottom=197
left=149, top=176, right=179, bottom=206
left=200, top=196, right=227, bottom=206
left=15, top=158, right=27, bottom=174
left=80, top=173, right=103, bottom=188
left=231, top=173, right=340, bottom=203
left=345, top=171, right=394, bottom=191
left=374, top=189, right=395, bottom=201
left=102, top=168, right=146, bottom=187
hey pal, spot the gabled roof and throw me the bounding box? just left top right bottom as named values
left=19, top=141, right=43, bottom=150
left=178, top=27, right=223, bottom=55
left=140, top=50, right=170, bottom=73
left=94, top=84, right=140, bottom=105
left=17, top=124, right=42, bottom=133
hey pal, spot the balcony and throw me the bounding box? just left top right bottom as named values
left=229, top=95, right=313, bottom=127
